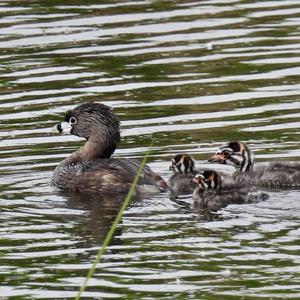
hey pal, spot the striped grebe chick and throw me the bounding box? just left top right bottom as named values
left=168, top=153, right=197, bottom=198
left=209, top=141, right=300, bottom=189
left=192, top=170, right=268, bottom=211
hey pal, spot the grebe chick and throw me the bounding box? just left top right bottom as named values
left=192, top=170, right=268, bottom=211
left=208, top=141, right=300, bottom=188
left=168, top=153, right=197, bottom=198
left=51, top=102, right=167, bottom=194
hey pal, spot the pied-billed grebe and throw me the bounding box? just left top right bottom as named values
left=51, top=102, right=168, bottom=194
left=192, top=170, right=268, bottom=211
left=168, top=154, right=197, bottom=198
left=208, top=141, right=300, bottom=188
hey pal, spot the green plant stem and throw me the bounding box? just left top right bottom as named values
left=75, top=145, right=152, bottom=300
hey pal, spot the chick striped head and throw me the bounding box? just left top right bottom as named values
left=208, top=141, right=254, bottom=173
left=192, top=170, right=222, bottom=191
left=169, top=154, right=195, bottom=174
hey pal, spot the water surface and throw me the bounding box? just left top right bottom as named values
left=1, top=0, right=300, bottom=299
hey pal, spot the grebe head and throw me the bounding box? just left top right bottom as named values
left=169, top=153, right=195, bottom=174
left=192, top=170, right=222, bottom=191
left=208, top=141, right=254, bottom=173
left=56, top=102, right=120, bottom=158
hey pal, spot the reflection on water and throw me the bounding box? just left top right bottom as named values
left=1, top=0, right=300, bottom=298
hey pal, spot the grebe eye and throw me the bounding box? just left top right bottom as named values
left=223, top=150, right=230, bottom=157
left=69, top=117, right=77, bottom=124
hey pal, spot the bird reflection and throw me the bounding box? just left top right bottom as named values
left=170, top=195, right=223, bottom=222
left=59, top=191, right=141, bottom=246
left=60, top=188, right=228, bottom=248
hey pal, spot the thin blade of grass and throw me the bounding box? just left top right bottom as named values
left=74, top=142, right=153, bottom=300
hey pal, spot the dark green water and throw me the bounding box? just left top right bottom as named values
left=1, top=0, right=300, bottom=299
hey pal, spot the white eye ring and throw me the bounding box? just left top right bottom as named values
left=69, top=117, right=77, bottom=125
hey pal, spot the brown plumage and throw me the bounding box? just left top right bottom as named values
left=51, top=102, right=167, bottom=194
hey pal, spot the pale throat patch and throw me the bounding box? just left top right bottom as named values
left=60, top=121, right=72, bottom=134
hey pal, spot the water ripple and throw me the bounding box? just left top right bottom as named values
left=0, top=0, right=300, bottom=299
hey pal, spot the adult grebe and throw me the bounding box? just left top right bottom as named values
left=51, top=102, right=167, bottom=194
